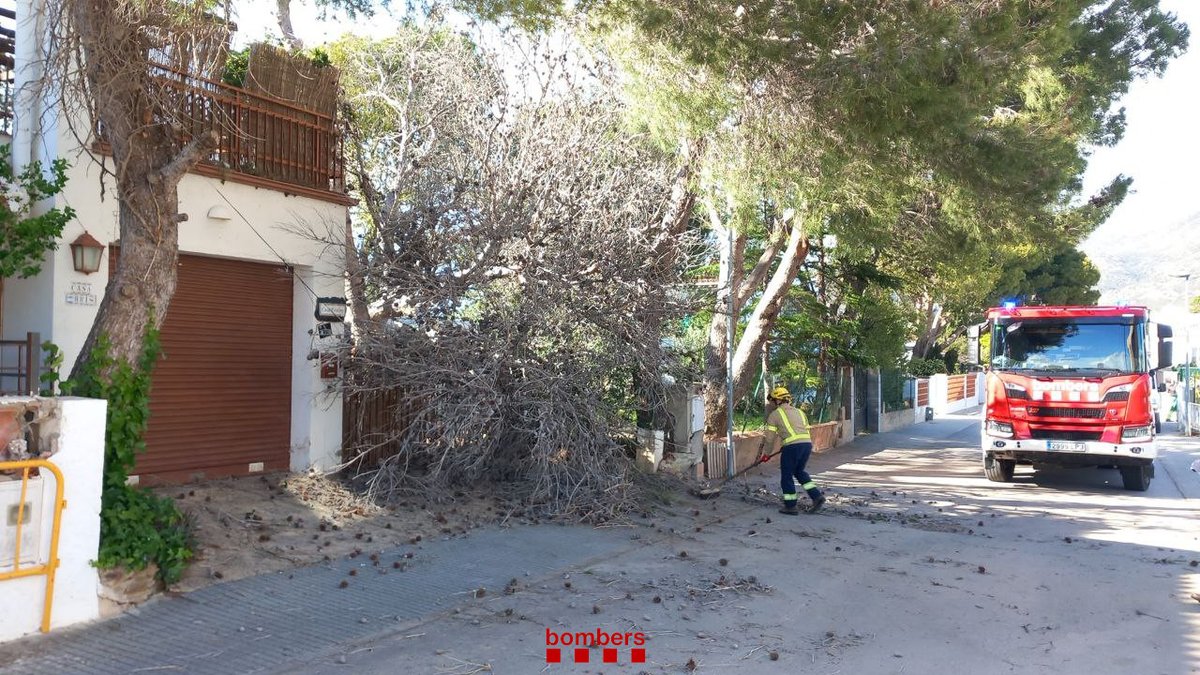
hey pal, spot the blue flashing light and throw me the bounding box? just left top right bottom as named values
left=1002, top=301, right=1017, bottom=310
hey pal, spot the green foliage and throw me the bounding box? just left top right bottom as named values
left=992, top=244, right=1102, bottom=307
left=221, top=48, right=250, bottom=87
left=39, top=341, right=65, bottom=396
left=221, top=44, right=334, bottom=88
left=62, top=326, right=192, bottom=584
left=0, top=143, right=75, bottom=279
left=905, top=358, right=948, bottom=377
left=451, top=0, right=569, bottom=31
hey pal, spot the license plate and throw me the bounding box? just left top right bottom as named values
left=1047, top=441, right=1086, bottom=452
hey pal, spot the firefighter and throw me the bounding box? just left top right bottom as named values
left=762, top=386, right=826, bottom=515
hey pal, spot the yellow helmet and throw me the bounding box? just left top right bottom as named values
left=768, top=386, right=792, bottom=403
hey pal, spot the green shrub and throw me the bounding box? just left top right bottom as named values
left=905, top=357, right=947, bottom=377
left=61, top=326, right=193, bottom=584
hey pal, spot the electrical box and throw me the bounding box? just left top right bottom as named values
left=689, top=396, right=705, bottom=435
left=319, top=352, right=339, bottom=379
left=0, top=477, right=44, bottom=568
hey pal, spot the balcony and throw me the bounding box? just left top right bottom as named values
left=95, top=61, right=351, bottom=205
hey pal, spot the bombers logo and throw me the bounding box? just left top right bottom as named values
left=545, top=628, right=647, bottom=664
left=1025, top=379, right=1104, bottom=403
left=1028, top=380, right=1101, bottom=392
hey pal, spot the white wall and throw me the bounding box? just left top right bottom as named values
left=0, top=397, right=106, bottom=643
left=3, top=109, right=347, bottom=475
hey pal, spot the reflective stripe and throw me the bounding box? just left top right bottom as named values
left=765, top=424, right=779, bottom=432
left=801, top=481, right=817, bottom=490
left=782, top=493, right=798, bottom=500
left=773, top=405, right=811, bottom=443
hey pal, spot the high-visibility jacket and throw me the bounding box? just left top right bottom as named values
left=765, top=404, right=812, bottom=444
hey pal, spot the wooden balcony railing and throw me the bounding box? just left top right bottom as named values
left=98, top=63, right=352, bottom=205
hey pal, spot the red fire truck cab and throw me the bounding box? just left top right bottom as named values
left=981, top=305, right=1173, bottom=491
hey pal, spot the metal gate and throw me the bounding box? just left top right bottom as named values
left=853, top=368, right=868, bottom=435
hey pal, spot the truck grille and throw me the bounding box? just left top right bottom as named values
left=1028, top=430, right=1103, bottom=442
left=1028, top=407, right=1105, bottom=419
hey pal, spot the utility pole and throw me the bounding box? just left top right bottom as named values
left=725, top=223, right=736, bottom=477
left=1171, top=273, right=1192, bottom=435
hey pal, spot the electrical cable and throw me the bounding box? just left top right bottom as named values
left=212, top=185, right=322, bottom=301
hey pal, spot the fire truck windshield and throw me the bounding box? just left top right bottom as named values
left=990, top=318, right=1146, bottom=374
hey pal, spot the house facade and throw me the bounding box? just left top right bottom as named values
left=0, top=1, right=349, bottom=484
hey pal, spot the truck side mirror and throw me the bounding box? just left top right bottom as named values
left=1157, top=324, right=1174, bottom=369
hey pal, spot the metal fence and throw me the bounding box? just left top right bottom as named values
left=1186, top=403, right=1200, bottom=436
left=880, top=369, right=914, bottom=413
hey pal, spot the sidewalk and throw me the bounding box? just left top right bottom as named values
left=0, top=416, right=980, bottom=674
left=0, top=526, right=639, bottom=674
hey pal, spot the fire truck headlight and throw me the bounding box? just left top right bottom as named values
left=1104, top=384, right=1134, bottom=402
left=986, top=420, right=1014, bottom=438
left=1122, top=425, right=1153, bottom=442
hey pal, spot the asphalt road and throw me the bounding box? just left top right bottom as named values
left=281, top=413, right=1200, bottom=674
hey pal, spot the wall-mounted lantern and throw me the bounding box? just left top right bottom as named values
left=315, top=296, right=348, bottom=322
left=69, top=231, right=105, bottom=274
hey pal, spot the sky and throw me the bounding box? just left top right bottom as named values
left=1080, top=0, right=1200, bottom=249
left=230, top=1, right=402, bottom=47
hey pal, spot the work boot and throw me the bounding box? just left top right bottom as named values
left=808, top=495, right=826, bottom=514
left=779, top=500, right=800, bottom=516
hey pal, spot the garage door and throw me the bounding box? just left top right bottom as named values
left=115, top=252, right=294, bottom=484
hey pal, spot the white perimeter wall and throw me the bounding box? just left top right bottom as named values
left=0, top=397, right=106, bottom=643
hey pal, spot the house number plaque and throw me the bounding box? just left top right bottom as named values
left=66, top=281, right=97, bottom=306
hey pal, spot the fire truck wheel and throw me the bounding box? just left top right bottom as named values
left=984, top=456, right=1015, bottom=482
left=1119, top=465, right=1151, bottom=491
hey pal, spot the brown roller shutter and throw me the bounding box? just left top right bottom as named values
left=111, top=250, right=293, bottom=484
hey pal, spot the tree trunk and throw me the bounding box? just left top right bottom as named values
left=67, top=2, right=218, bottom=379
left=702, top=201, right=746, bottom=436
left=703, top=211, right=808, bottom=434
left=911, top=297, right=943, bottom=360
left=276, top=0, right=305, bottom=51
left=730, top=215, right=807, bottom=402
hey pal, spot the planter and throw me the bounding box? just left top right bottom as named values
left=98, top=564, right=162, bottom=617
left=810, top=422, right=839, bottom=452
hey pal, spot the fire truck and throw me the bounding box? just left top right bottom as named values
left=981, top=305, right=1173, bottom=491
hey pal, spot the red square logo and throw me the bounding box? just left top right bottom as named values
left=574, top=648, right=590, bottom=663
left=631, top=648, right=646, bottom=663
left=546, top=648, right=561, bottom=663
left=603, top=648, right=618, bottom=663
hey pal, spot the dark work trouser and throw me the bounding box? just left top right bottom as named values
left=780, top=441, right=821, bottom=505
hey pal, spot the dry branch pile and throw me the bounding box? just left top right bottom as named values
left=332, top=30, right=699, bottom=520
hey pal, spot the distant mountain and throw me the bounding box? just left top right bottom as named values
left=1082, top=210, right=1200, bottom=313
